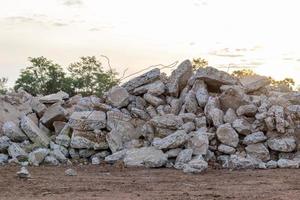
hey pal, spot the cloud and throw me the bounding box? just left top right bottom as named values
left=3, top=16, right=69, bottom=28
left=89, top=25, right=115, bottom=32
left=209, top=48, right=244, bottom=57
left=63, top=0, right=83, bottom=6
left=52, top=22, right=68, bottom=27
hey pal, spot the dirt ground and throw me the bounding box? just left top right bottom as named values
left=1, top=165, right=300, bottom=200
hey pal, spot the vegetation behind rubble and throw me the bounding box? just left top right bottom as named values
left=0, top=57, right=299, bottom=96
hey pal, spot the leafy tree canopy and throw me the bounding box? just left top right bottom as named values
left=14, top=57, right=69, bottom=96
left=0, top=77, right=8, bottom=94
left=68, top=56, right=119, bottom=96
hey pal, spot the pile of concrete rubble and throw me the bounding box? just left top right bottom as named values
left=0, top=60, right=300, bottom=173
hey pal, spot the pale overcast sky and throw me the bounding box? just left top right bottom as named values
left=0, top=0, right=299, bottom=87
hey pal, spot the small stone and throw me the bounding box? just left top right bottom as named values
left=65, top=168, right=77, bottom=176
left=17, top=167, right=30, bottom=178
left=43, top=155, right=59, bottom=166
left=266, top=160, right=278, bottom=169
left=91, top=157, right=101, bottom=165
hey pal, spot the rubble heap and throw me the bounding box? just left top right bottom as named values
left=0, top=60, right=300, bottom=173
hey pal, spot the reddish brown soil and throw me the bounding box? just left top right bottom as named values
left=1, top=165, right=300, bottom=200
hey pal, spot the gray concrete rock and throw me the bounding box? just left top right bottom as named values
left=174, top=149, right=193, bottom=169
left=133, top=80, right=165, bottom=96
left=277, top=159, right=299, bottom=168
left=210, top=108, right=224, bottom=127
left=0, top=153, right=8, bottom=165
left=20, top=116, right=50, bottom=147
left=243, top=132, right=267, bottom=145
left=245, top=143, right=270, bottom=162
left=219, top=86, right=250, bottom=111
left=122, top=68, right=160, bottom=92
left=143, top=93, right=164, bottom=107
left=183, top=91, right=198, bottom=114
left=186, top=130, right=209, bottom=155
left=40, top=104, right=67, bottom=129
left=218, top=144, right=236, bottom=154
left=194, top=116, right=207, bottom=129
left=39, top=91, right=69, bottom=104
left=29, top=97, right=47, bottom=117
left=267, top=137, right=296, bottom=152
left=2, top=121, right=27, bottom=142
left=236, top=104, right=258, bottom=117
left=28, top=148, right=49, bottom=166
left=8, top=143, right=28, bottom=161
left=150, top=114, right=183, bottom=130
left=0, top=136, right=10, bottom=152
left=216, top=123, right=239, bottom=148
left=167, top=60, right=193, bottom=97
left=228, top=155, right=257, bottom=169
left=107, top=86, right=130, bottom=108
left=193, top=67, right=240, bottom=91
left=232, top=118, right=252, bottom=135
left=165, top=148, right=182, bottom=158
left=43, top=155, right=59, bottom=166
left=123, top=147, right=168, bottom=168
left=69, top=111, right=106, bottom=131
left=70, top=130, right=108, bottom=150
left=55, top=134, right=71, bottom=148
left=183, top=155, right=208, bottom=173
left=106, top=111, right=139, bottom=153
left=223, top=108, right=238, bottom=124
left=152, top=130, right=189, bottom=150
left=50, top=149, right=67, bottom=163
left=105, top=149, right=127, bottom=164
left=181, top=122, right=195, bottom=133
left=193, top=80, right=209, bottom=107
left=240, top=75, right=271, bottom=93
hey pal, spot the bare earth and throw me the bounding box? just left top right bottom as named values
left=1, top=165, right=300, bottom=200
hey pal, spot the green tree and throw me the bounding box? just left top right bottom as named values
left=14, top=57, right=70, bottom=95
left=0, top=77, right=8, bottom=94
left=192, top=57, right=208, bottom=70
left=68, top=56, right=119, bottom=96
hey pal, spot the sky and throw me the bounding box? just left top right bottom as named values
left=0, top=0, right=299, bottom=87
